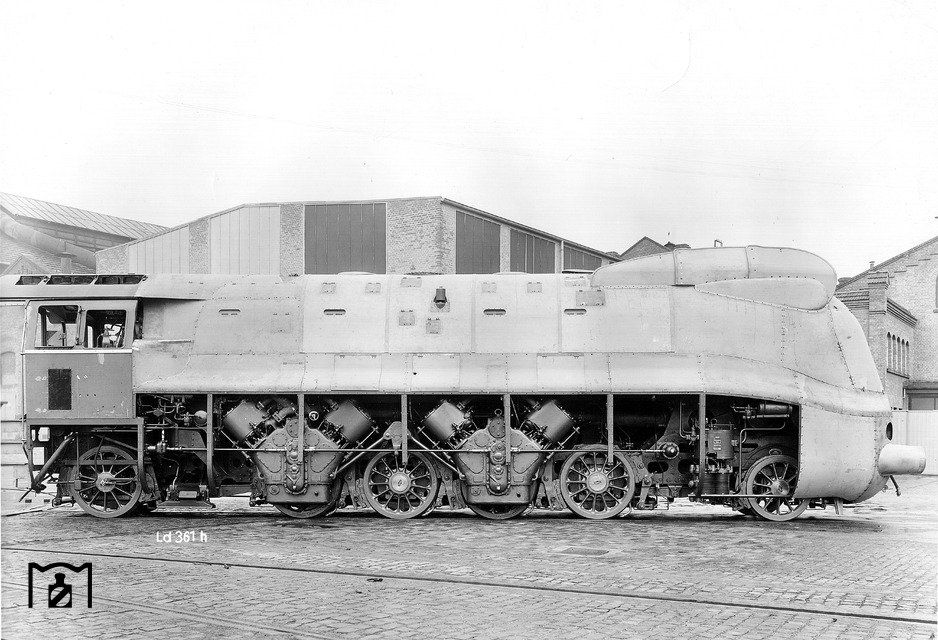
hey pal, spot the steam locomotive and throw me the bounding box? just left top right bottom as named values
left=1, top=245, right=925, bottom=521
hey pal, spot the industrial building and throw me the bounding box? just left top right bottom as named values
left=836, top=235, right=938, bottom=410
left=0, top=192, right=167, bottom=275
left=95, top=197, right=619, bottom=276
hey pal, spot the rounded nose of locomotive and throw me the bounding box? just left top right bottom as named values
left=877, top=443, right=927, bottom=476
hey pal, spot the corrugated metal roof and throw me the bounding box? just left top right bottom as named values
left=0, top=192, right=168, bottom=240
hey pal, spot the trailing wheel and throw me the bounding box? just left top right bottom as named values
left=743, top=454, right=808, bottom=522
left=362, top=451, right=439, bottom=519
left=67, top=445, right=142, bottom=518
left=560, top=449, right=636, bottom=519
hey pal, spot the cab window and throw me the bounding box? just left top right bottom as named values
left=84, top=309, right=128, bottom=348
left=36, top=306, right=80, bottom=348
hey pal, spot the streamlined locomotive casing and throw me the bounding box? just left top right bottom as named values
left=3, top=245, right=924, bottom=520
left=120, top=248, right=896, bottom=499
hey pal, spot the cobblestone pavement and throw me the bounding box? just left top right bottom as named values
left=2, top=476, right=935, bottom=639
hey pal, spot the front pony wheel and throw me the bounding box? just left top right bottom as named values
left=743, top=454, right=807, bottom=522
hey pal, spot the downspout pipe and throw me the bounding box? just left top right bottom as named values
left=0, top=211, right=97, bottom=269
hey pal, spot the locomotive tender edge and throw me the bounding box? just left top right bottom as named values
left=2, top=245, right=926, bottom=521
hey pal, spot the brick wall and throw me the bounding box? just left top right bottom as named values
left=866, top=274, right=889, bottom=396
left=440, top=202, right=456, bottom=273
left=189, top=218, right=209, bottom=273
left=885, top=242, right=938, bottom=381
left=96, top=244, right=128, bottom=273
left=851, top=307, right=870, bottom=337
left=499, top=224, right=511, bottom=271
left=838, top=237, right=938, bottom=406
left=387, top=198, right=445, bottom=274
left=279, top=204, right=303, bottom=276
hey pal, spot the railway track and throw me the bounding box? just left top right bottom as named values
left=4, top=546, right=935, bottom=630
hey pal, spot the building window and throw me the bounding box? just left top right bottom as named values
left=909, top=394, right=938, bottom=410
left=510, top=229, right=555, bottom=274
left=889, top=335, right=912, bottom=376
left=455, top=212, right=500, bottom=274
left=563, top=246, right=602, bottom=271
left=304, top=203, right=387, bottom=274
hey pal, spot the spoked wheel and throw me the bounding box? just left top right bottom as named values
left=68, top=445, right=142, bottom=518
left=560, top=449, right=636, bottom=519
left=460, top=484, right=530, bottom=520
left=744, top=455, right=808, bottom=522
left=273, top=482, right=342, bottom=519
left=363, top=451, right=439, bottom=519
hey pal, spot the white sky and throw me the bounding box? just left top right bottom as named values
left=1, top=1, right=936, bottom=278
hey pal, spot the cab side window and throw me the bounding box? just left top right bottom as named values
left=36, top=306, right=80, bottom=348
left=84, top=310, right=127, bottom=348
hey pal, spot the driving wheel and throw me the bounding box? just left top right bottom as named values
left=363, top=451, right=439, bottom=519
left=560, top=449, right=636, bottom=519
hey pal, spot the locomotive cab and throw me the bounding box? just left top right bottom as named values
left=24, top=299, right=137, bottom=419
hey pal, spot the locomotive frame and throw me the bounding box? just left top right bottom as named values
left=2, top=246, right=925, bottom=522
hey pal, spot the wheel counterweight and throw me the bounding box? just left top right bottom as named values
left=273, top=481, right=342, bottom=519
left=459, top=483, right=531, bottom=520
